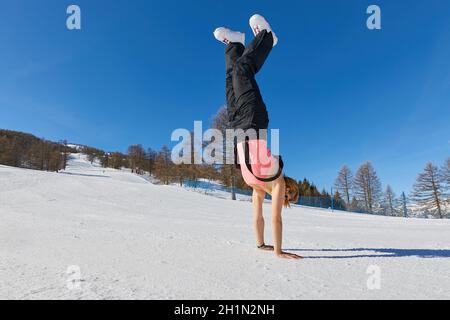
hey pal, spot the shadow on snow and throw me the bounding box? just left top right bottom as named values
left=285, top=248, right=450, bottom=259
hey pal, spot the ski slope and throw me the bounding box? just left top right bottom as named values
left=1, top=154, right=450, bottom=300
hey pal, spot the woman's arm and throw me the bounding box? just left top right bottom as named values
left=271, top=177, right=302, bottom=259
left=252, top=188, right=267, bottom=248
left=271, top=178, right=284, bottom=254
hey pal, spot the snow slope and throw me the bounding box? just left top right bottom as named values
left=1, top=154, right=450, bottom=300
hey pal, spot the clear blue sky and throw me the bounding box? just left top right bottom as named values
left=1, top=0, right=449, bottom=194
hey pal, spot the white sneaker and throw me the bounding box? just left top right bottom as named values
left=213, top=27, right=245, bottom=46
left=249, top=14, right=278, bottom=47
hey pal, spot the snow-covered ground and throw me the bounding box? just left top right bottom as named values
left=1, top=153, right=450, bottom=300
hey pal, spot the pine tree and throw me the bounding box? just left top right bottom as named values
left=411, top=162, right=446, bottom=219
left=333, top=191, right=346, bottom=210
left=334, top=165, right=353, bottom=205
left=353, top=162, right=382, bottom=214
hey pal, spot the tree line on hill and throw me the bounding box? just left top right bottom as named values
left=1, top=126, right=448, bottom=218
left=334, top=160, right=450, bottom=218
left=0, top=129, right=73, bottom=172
left=0, top=127, right=340, bottom=207
left=82, top=141, right=345, bottom=208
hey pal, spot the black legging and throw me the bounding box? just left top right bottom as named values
left=225, top=30, right=274, bottom=131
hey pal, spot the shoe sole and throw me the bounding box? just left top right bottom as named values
left=249, top=14, right=278, bottom=46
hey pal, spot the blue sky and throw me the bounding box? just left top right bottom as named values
left=1, top=0, right=449, bottom=194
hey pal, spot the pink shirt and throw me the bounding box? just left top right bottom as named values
left=237, top=140, right=281, bottom=187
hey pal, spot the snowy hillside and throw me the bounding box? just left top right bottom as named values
left=1, top=154, right=450, bottom=299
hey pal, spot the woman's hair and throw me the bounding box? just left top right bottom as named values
left=283, top=176, right=299, bottom=208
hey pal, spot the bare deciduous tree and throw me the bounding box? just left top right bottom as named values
left=146, top=148, right=157, bottom=176
left=334, top=165, right=353, bottom=205
left=60, top=139, right=69, bottom=170
left=353, top=162, right=382, bottom=213
left=442, top=158, right=450, bottom=185
left=383, top=185, right=397, bottom=216
left=212, top=106, right=238, bottom=200
left=154, top=145, right=173, bottom=185
left=128, top=144, right=146, bottom=174
left=401, top=192, right=409, bottom=218
left=411, top=162, right=446, bottom=219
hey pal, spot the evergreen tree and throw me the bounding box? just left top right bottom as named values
left=333, top=191, right=346, bottom=210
